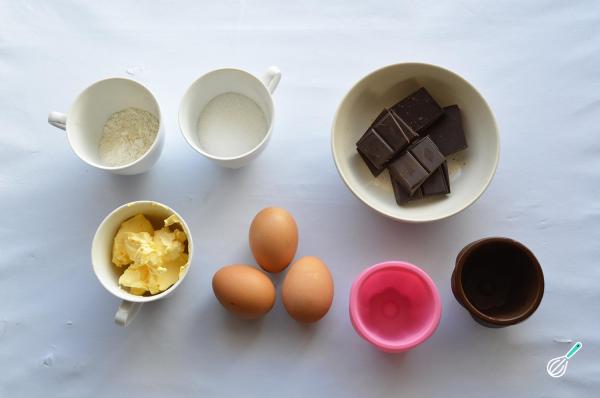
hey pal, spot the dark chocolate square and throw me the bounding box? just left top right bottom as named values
left=388, top=152, right=429, bottom=194
left=372, top=110, right=416, bottom=152
left=409, top=136, right=446, bottom=173
left=422, top=162, right=450, bottom=196
left=392, top=88, right=443, bottom=133
left=370, top=110, right=387, bottom=128
left=425, top=105, right=467, bottom=156
left=356, top=128, right=395, bottom=169
left=392, top=178, right=423, bottom=205
left=390, top=109, right=420, bottom=141
left=357, top=149, right=385, bottom=177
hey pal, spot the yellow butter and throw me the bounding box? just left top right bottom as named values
left=112, top=214, right=154, bottom=267
left=164, top=214, right=181, bottom=227
left=112, top=214, right=189, bottom=296
left=130, top=287, right=147, bottom=295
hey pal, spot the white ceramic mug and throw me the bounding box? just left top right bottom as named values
left=179, top=66, right=281, bottom=169
left=48, top=77, right=165, bottom=175
left=92, top=201, right=194, bottom=327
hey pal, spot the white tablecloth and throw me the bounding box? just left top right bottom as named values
left=2, top=1, right=599, bottom=396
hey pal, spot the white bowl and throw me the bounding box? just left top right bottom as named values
left=331, top=63, right=499, bottom=223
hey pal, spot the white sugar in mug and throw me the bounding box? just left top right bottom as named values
left=92, top=201, right=194, bottom=327
left=179, top=66, right=281, bottom=169
left=48, top=77, right=165, bottom=175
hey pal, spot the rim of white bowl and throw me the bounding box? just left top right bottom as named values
left=331, top=62, right=500, bottom=223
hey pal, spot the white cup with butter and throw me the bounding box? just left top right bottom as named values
left=92, top=201, right=194, bottom=327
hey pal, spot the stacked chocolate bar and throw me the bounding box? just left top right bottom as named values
left=356, top=88, right=467, bottom=205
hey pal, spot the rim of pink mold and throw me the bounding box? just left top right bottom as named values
left=349, top=261, right=442, bottom=353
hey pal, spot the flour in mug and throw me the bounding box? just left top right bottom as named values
left=99, top=107, right=159, bottom=166
left=197, top=93, right=268, bottom=157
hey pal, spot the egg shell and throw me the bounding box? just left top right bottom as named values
left=249, top=207, right=298, bottom=273
left=282, top=256, right=334, bottom=323
left=212, top=264, right=276, bottom=319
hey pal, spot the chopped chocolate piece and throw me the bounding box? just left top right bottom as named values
left=422, top=162, right=450, bottom=196
left=372, top=109, right=387, bottom=125
left=394, top=162, right=450, bottom=204
left=425, top=105, right=467, bottom=156
left=356, top=109, right=421, bottom=173
left=392, top=178, right=423, bottom=205
left=373, top=110, right=418, bottom=152
left=356, top=128, right=395, bottom=169
left=388, top=152, right=429, bottom=194
left=357, top=149, right=385, bottom=177
left=392, top=88, right=443, bottom=133
left=389, top=136, right=446, bottom=196
left=409, top=136, right=446, bottom=173
left=356, top=88, right=457, bottom=207
left=391, top=109, right=420, bottom=140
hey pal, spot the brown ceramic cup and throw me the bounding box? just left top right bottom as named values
left=451, top=237, right=544, bottom=327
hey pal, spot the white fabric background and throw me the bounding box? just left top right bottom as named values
left=1, top=1, right=599, bottom=396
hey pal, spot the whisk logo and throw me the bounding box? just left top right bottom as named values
left=546, top=342, right=582, bottom=378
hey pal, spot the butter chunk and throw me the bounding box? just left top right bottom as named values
left=157, top=253, right=189, bottom=292
left=130, top=287, right=147, bottom=295
left=119, top=265, right=160, bottom=294
left=154, top=228, right=186, bottom=262
left=164, top=214, right=181, bottom=228
left=125, top=232, right=163, bottom=268
left=112, top=214, right=154, bottom=267
left=114, top=213, right=189, bottom=296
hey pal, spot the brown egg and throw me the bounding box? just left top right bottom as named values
left=282, top=256, right=334, bottom=323
left=249, top=207, right=298, bottom=273
left=212, top=264, right=276, bottom=319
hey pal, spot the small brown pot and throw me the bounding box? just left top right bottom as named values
left=451, top=237, right=544, bottom=328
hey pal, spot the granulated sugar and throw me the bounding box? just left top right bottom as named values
left=99, top=108, right=159, bottom=166
left=197, top=93, right=268, bottom=157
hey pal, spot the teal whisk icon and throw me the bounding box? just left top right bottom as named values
left=546, top=342, right=582, bottom=378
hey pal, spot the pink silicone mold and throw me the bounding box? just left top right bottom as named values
left=349, top=261, right=442, bottom=353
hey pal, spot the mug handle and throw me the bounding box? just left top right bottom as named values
left=114, top=300, right=143, bottom=327
left=48, top=111, right=67, bottom=130
left=262, top=66, right=282, bottom=94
